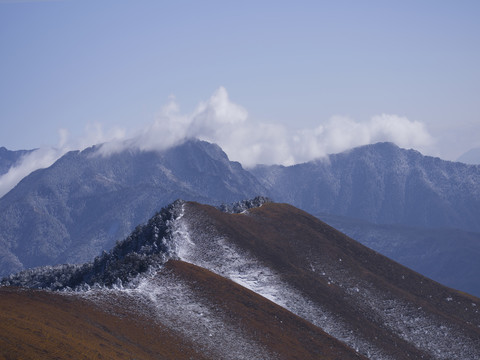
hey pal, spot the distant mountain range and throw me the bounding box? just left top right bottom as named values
left=3, top=200, right=479, bottom=359
left=0, top=139, right=479, bottom=298
left=252, top=141, right=480, bottom=233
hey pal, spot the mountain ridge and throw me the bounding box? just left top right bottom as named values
left=1, top=140, right=480, bottom=299
left=252, top=141, right=480, bottom=232
left=3, top=199, right=479, bottom=359
left=0, top=139, right=268, bottom=276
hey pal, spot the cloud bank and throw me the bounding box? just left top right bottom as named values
left=100, top=87, right=434, bottom=167
left=0, top=125, right=125, bottom=197
left=0, top=87, right=434, bottom=197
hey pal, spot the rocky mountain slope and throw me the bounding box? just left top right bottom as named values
left=3, top=200, right=480, bottom=359
left=250, top=142, right=480, bottom=297
left=1, top=140, right=480, bottom=300
left=0, top=139, right=267, bottom=277
left=252, top=142, right=480, bottom=232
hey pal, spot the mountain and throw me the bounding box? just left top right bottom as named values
left=458, top=147, right=480, bottom=165
left=1, top=140, right=480, bottom=300
left=0, top=146, right=33, bottom=175
left=3, top=200, right=480, bottom=359
left=252, top=142, right=480, bottom=233
left=0, top=265, right=364, bottom=360
left=251, top=142, right=480, bottom=297
left=0, top=139, right=267, bottom=277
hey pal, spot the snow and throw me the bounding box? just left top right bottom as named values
left=170, top=204, right=393, bottom=360
left=309, top=258, right=480, bottom=360
left=79, top=270, right=277, bottom=360
left=167, top=203, right=480, bottom=359
left=64, top=201, right=480, bottom=360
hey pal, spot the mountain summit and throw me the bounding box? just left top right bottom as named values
left=1, top=140, right=480, bottom=298
left=3, top=199, right=479, bottom=359
left=253, top=142, right=480, bottom=232
left=0, top=139, right=267, bottom=276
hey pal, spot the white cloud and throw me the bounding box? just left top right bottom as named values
left=0, top=147, right=63, bottom=197
left=0, top=124, right=126, bottom=197
left=289, top=114, right=434, bottom=163
left=0, top=87, right=435, bottom=197
left=98, top=87, right=434, bottom=167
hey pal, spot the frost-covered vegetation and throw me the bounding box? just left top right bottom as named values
left=0, top=197, right=271, bottom=291
left=217, top=196, right=271, bottom=213
left=1, top=200, right=185, bottom=290
left=2, top=197, right=479, bottom=359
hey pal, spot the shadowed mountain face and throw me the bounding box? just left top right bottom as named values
left=3, top=201, right=480, bottom=359
left=1, top=140, right=480, bottom=301
left=252, top=142, right=480, bottom=232
left=0, top=146, right=33, bottom=175
left=317, top=213, right=480, bottom=298
left=0, top=139, right=267, bottom=276
left=250, top=142, right=480, bottom=298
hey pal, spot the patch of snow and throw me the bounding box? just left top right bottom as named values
left=171, top=207, right=393, bottom=360
left=311, top=259, right=480, bottom=360
left=79, top=270, right=276, bottom=360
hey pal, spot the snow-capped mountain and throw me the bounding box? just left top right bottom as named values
left=3, top=199, right=479, bottom=359
left=0, top=139, right=267, bottom=277
left=252, top=142, right=480, bottom=232
left=1, top=140, right=480, bottom=299
left=250, top=142, right=480, bottom=297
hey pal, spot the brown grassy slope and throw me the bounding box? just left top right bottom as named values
left=0, top=260, right=366, bottom=360
left=185, top=201, right=480, bottom=358
left=162, top=260, right=366, bottom=360
left=0, top=287, right=208, bottom=360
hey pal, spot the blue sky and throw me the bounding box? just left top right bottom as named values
left=1, top=0, right=479, bottom=162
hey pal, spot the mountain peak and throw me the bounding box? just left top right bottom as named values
left=3, top=199, right=479, bottom=359
left=338, top=141, right=402, bottom=157
left=457, top=146, right=480, bottom=165
left=1, top=197, right=273, bottom=290
left=0, top=139, right=268, bottom=277
left=217, top=196, right=272, bottom=213
left=1, top=199, right=186, bottom=290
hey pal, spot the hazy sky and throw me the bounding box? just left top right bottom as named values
left=1, top=0, right=479, bottom=163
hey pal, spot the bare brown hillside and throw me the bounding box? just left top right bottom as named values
left=178, top=201, right=480, bottom=359
left=0, top=260, right=365, bottom=360
left=1, top=200, right=479, bottom=359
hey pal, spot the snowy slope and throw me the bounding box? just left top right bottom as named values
left=252, top=142, right=480, bottom=232
left=173, top=201, right=480, bottom=360
left=4, top=199, right=479, bottom=359
left=0, top=139, right=267, bottom=277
